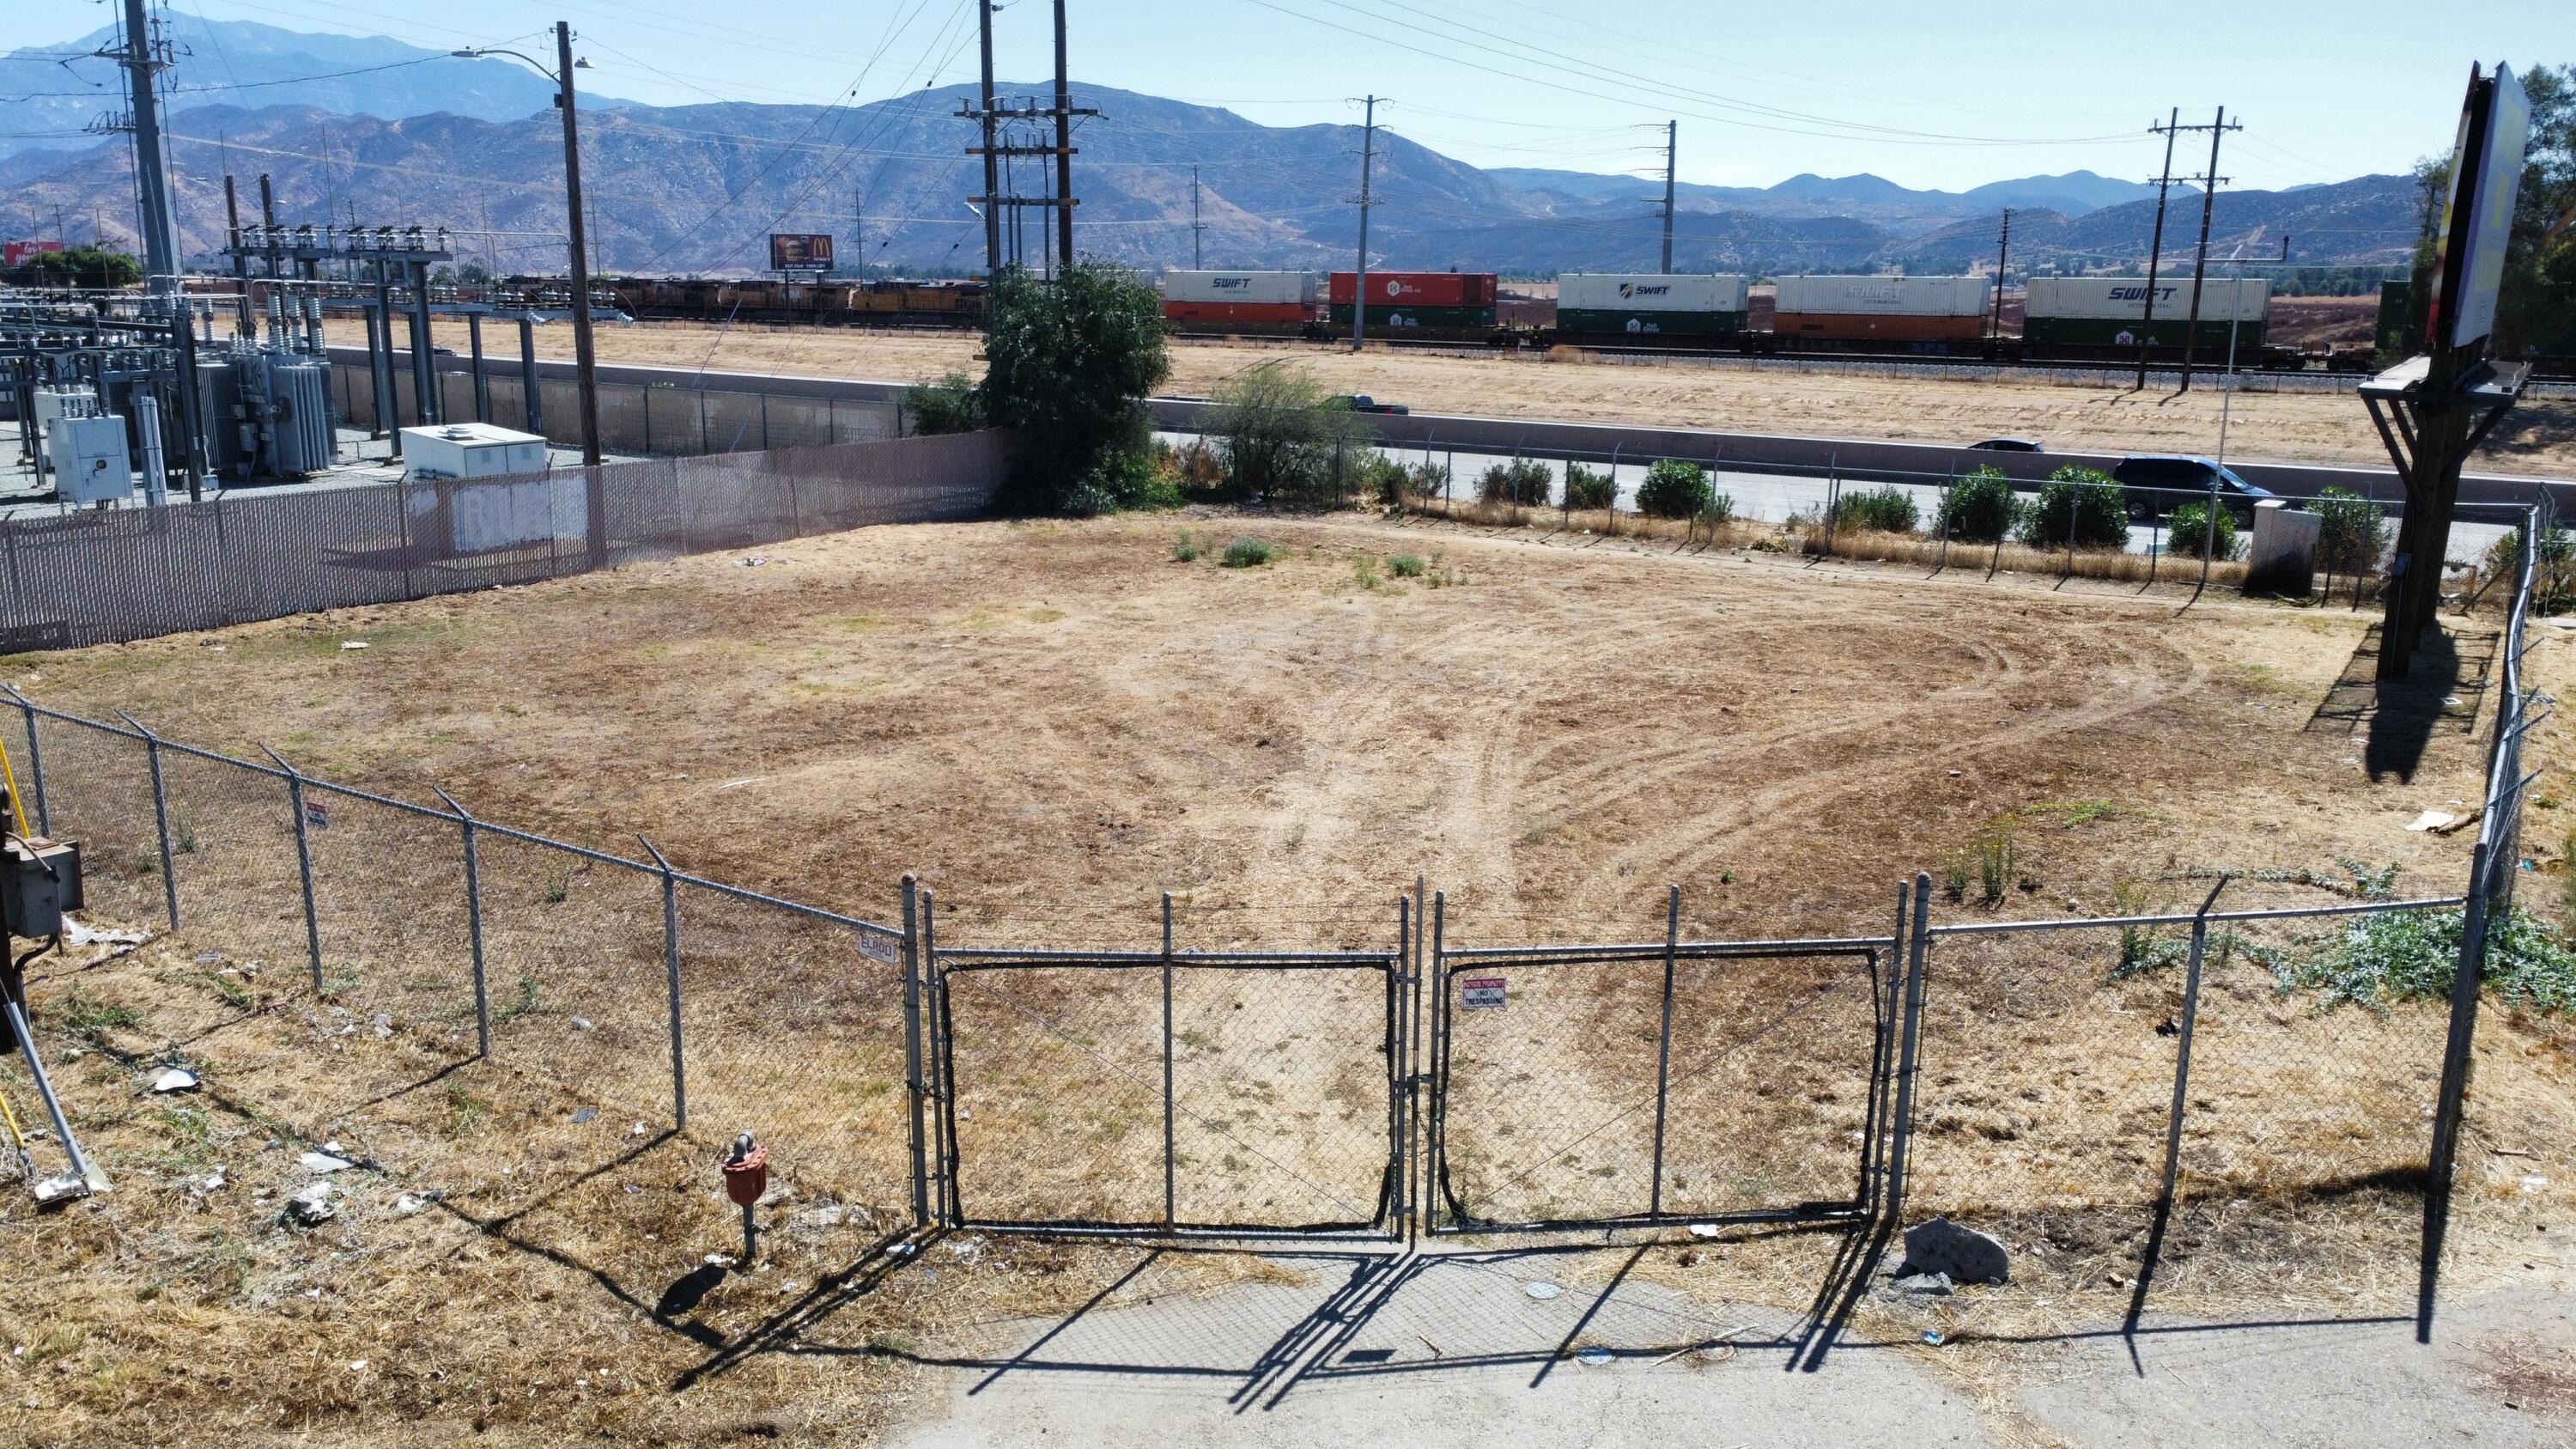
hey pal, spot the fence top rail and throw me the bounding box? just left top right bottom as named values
left=1438, top=935, right=1891, bottom=962
left=936, top=947, right=1396, bottom=968
left=15, top=690, right=903, bottom=941
left=1926, top=895, right=2468, bottom=938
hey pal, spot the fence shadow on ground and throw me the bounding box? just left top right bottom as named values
left=2306, top=623, right=2498, bottom=782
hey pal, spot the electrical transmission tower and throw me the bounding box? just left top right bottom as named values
left=961, top=0, right=1093, bottom=288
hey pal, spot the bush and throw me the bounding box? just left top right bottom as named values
left=2263, top=906, right=2576, bottom=1016
left=1093, top=445, right=1182, bottom=510
left=1635, top=458, right=1713, bottom=519
left=2309, top=486, right=2388, bottom=576
left=1172, top=531, right=1203, bottom=562
left=1702, top=492, right=1735, bottom=526
left=2484, top=520, right=2576, bottom=611
left=1206, top=359, right=1370, bottom=507
left=978, top=260, right=1171, bottom=515
left=1936, top=467, right=2018, bottom=543
left=1478, top=457, right=1552, bottom=506
left=1388, top=552, right=1426, bottom=578
left=1562, top=460, right=1616, bottom=509
left=901, top=371, right=982, bottom=435
left=2164, top=501, right=2239, bottom=560
left=1357, top=452, right=1445, bottom=508
left=1220, top=536, right=1280, bottom=568
left=2016, top=466, right=2129, bottom=549
left=1172, top=437, right=1225, bottom=496
left=1830, top=484, right=1920, bottom=534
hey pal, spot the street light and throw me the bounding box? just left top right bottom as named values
left=455, top=26, right=604, bottom=498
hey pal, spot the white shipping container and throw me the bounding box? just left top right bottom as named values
left=1557, top=273, right=1748, bottom=313
left=1161, top=271, right=1317, bottom=306
left=2024, top=276, right=2269, bottom=322
left=1774, top=275, right=1991, bottom=318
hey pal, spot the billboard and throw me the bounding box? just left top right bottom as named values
left=769, top=233, right=835, bottom=272
left=2427, top=63, right=2530, bottom=356
left=3, top=240, right=66, bottom=268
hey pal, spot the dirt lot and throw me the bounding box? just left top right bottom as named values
left=433, top=317, right=2576, bottom=476
left=3, top=512, right=2571, bottom=1443
left=2269, top=295, right=2384, bottom=351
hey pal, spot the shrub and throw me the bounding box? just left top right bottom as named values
left=1172, top=437, right=1226, bottom=496
left=2164, top=501, right=2239, bottom=561
left=1172, top=532, right=1203, bottom=563
left=1972, top=827, right=2014, bottom=904
left=1220, top=536, right=1280, bottom=568
left=1936, top=467, right=2018, bottom=543
left=1206, top=359, right=1370, bottom=508
left=1477, top=456, right=1552, bottom=506
left=901, top=371, right=982, bottom=435
left=2016, top=466, right=2129, bottom=549
left=1562, top=460, right=1616, bottom=509
left=2309, top=486, right=2388, bottom=576
left=1357, top=452, right=1445, bottom=508
left=2483, top=521, right=2576, bottom=611
left=1388, top=552, right=1426, bottom=578
left=977, top=260, right=1171, bottom=515
left=1829, top=484, right=1920, bottom=534
left=1702, top=492, right=1735, bottom=526
left=1635, top=458, right=1713, bottom=519
left=2263, top=907, right=2576, bottom=1016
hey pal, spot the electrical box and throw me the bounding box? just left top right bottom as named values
left=48, top=415, right=133, bottom=504
left=400, top=423, right=549, bottom=483
left=0, top=837, right=82, bottom=941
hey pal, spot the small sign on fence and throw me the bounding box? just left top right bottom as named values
left=1460, top=976, right=1507, bottom=1009
left=305, top=799, right=330, bottom=831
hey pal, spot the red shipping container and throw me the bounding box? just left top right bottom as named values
left=1163, top=301, right=1313, bottom=325
left=1328, top=271, right=1496, bottom=307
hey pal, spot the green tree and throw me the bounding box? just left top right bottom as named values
left=977, top=261, right=1171, bottom=515
left=2392, top=63, right=2576, bottom=362
left=18, top=247, right=141, bottom=288
left=1204, top=358, right=1368, bottom=506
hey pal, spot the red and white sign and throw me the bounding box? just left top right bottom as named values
left=4, top=240, right=66, bottom=268
left=1460, top=976, right=1506, bottom=1009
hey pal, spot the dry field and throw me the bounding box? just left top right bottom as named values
left=429, top=317, right=2576, bottom=476
left=3, top=509, right=2573, bottom=1442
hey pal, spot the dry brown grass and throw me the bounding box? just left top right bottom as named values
left=0, top=508, right=2567, bottom=1440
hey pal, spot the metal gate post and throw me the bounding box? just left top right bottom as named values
left=1647, top=885, right=1680, bottom=1218
left=118, top=713, right=180, bottom=932
left=1392, top=893, right=1411, bottom=1236
left=1886, top=872, right=1934, bottom=1221
left=2156, top=876, right=2230, bottom=1208
left=923, top=886, right=959, bottom=1227
left=432, top=788, right=490, bottom=1057
left=1863, top=880, right=1911, bottom=1217
left=8, top=689, right=48, bottom=836
left=1428, top=890, right=1449, bottom=1230
left=260, top=745, right=324, bottom=991
left=901, top=874, right=930, bottom=1229
left=640, top=835, right=687, bottom=1130
left=1161, top=892, right=1177, bottom=1233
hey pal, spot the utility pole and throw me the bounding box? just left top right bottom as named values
left=1660, top=119, right=1677, bottom=274
left=1352, top=94, right=1377, bottom=350
left=975, top=0, right=1000, bottom=283
left=2176, top=106, right=2240, bottom=393
left=2136, top=107, right=2180, bottom=390
left=555, top=21, right=604, bottom=474
left=1052, top=0, right=1073, bottom=271
left=112, top=0, right=179, bottom=295
left=1191, top=166, right=1206, bottom=269
left=1989, top=208, right=2012, bottom=342
left=854, top=182, right=864, bottom=277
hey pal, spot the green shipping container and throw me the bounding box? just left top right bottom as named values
left=1327, top=303, right=1496, bottom=329
left=1557, top=308, right=1747, bottom=337
left=2022, top=316, right=2268, bottom=350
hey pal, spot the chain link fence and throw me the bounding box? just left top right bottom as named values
left=0, top=429, right=1006, bottom=648
left=332, top=361, right=906, bottom=456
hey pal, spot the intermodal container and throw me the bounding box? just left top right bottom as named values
left=1163, top=271, right=1317, bottom=306
left=2021, top=277, right=2269, bottom=349
left=1328, top=271, right=1498, bottom=308
left=1556, top=273, right=1748, bottom=337
left=1772, top=274, right=1990, bottom=343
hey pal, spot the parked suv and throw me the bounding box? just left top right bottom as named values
left=2110, top=454, right=2274, bottom=523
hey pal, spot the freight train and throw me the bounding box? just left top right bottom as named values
left=591, top=275, right=989, bottom=326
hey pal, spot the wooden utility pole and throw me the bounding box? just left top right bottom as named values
left=2136, top=108, right=2180, bottom=389
left=1191, top=166, right=1206, bottom=268
left=556, top=21, right=603, bottom=474
left=1053, top=0, right=1073, bottom=270
left=976, top=1, right=1000, bottom=283
left=2177, top=107, right=2240, bottom=392
left=1660, top=120, right=1676, bottom=274
left=1352, top=95, right=1376, bottom=350
left=1989, top=208, right=2012, bottom=342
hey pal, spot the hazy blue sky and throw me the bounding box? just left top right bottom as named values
left=17, top=0, right=2574, bottom=191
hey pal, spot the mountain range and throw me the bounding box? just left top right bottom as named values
left=0, top=21, right=2421, bottom=278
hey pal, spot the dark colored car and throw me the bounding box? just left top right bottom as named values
left=1331, top=393, right=1410, bottom=415
left=2111, top=454, right=2275, bottom=522
left=1968, top=436, right=2042, bottom=453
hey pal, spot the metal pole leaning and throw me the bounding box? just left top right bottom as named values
left=118, top=712, right=180, bottom=933
left=432, top=787, right=490, bottom=1058
left=1162, top=891, right=1177, bottom=1233
left=1648, top=884, right=1680, bottom=1219
left=2156, top=875, right=2229, bottom=1210
left=901, top=874, right=930, bottom=1229
left=259, top=745, right=324, bottom=991
left=639, top=835, right=687, bottom=1131
left=2422, top=842, right=2496, bottom=1341
left=1886, top=871, right=1934, bottom=1222
left=6, top=687, right=49, bottom=834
